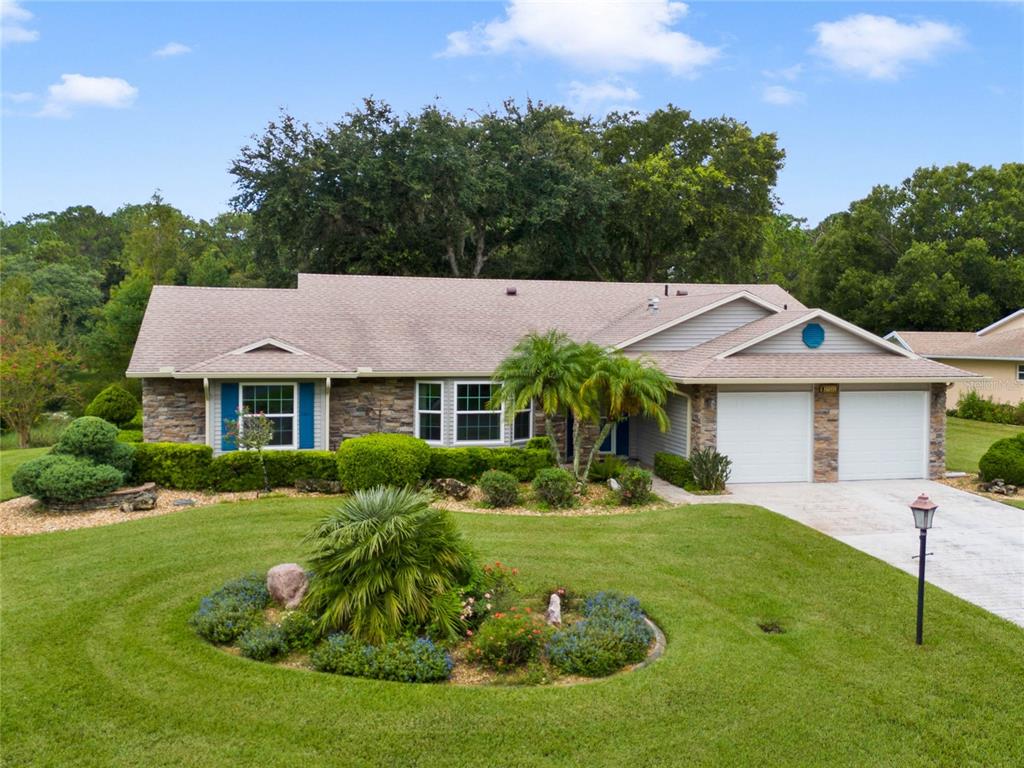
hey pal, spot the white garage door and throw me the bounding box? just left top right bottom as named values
left=839, top=391, right=928, bottom=481
left=717, top=392, right=813, bottom=483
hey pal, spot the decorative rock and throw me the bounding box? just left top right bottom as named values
left=295, top=478, right=343, bottom=494
left=172, top=498, right=196, bottom=507
left=545, top=592, right=562, bottom=626
left=48, top=482, right=158, bottom=513
left=267, top=563, right=309, bottom=609
left=119, top=490, right=157, bottom=513
left=430, top=477, right=471, bottom=500
left=608, top=478, right=621, bottom=492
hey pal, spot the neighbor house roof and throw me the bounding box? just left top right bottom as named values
left=127, top=273, right=976, bottom=383
left=886, top=309, right=1024, bottom=361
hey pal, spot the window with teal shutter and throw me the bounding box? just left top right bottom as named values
left=220, top=382, right=239, bottom=452
left=298, top=383, right=315, bottom=449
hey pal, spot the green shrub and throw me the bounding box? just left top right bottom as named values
left=303, top=487, right=474, bottom=644
left=311, top=634, right=452, bottom=682
left=587, top=455, right=625, bottom=482
left=336, top=433, right=430, bottom=490
left=12, top=454, right=124, bottom=504
left=105, top=441, right=136, bottom=476
left=426, top=447, right=484, bottom=482
left=84, top=385, right=139, bottom=427
left=653, top=452, right=693, bottom=488
left=546, top=592, right=653, bottom=677
left=617, top=467, right=652, bottom=505
left=117, top=429, right=143, bottom=444
left=978, top=433, right=1024, bottom=485
left=189, top=574, right=271, bottom=645
left=956, top=391, right=1024, bottom=426
left=488, top=447, right=554, bottom=481
left=531, top=467, right=575, bottom=508
left=525, top=436, right=553, bottom=451
left=132, top=443, right=214, bottom=488
left=425, top=446, right=554, bottom=482
left=207, top=450, right=338, bottom=492
left=690, top=448, right=731, bottom=491
left=123, top=410, right=144, bottom=431
left=279, top=610, right=319, bottom=650
left=238, top=624, right=288, bottom=661
left=470, top=607, right=549, bottom=670
left=479, top=470, right=520, bottom=507
left=53, top=416, right=119, bottom=462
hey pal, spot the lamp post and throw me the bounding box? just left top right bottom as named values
left=909, top=493, right=938, bottom=645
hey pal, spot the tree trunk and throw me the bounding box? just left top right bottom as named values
left=582, top=421, right=616, bottom=484
left=543, top=413, right=562, bottom=464
left=258, top=450, right=270, bottom=492
left=444, top=235, right=461, bottom=277
left=571, top=416, right=586, bottom=480
left=472, top=224, right=487, bottom=276
left=17, top=424, right=31, bottom=449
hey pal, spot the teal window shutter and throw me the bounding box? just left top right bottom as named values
left=221, top=382, right=239, bottom=452
left=298, top=382, right=315, bottom=449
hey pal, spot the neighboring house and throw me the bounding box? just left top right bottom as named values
left=127, top=274, right=977, bottom=483
left=886, top=309, right=1024, bottom=406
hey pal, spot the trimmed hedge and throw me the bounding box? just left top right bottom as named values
left=653, top=452, right=693, bottom=488
left=425, top=446, right=554, bottom=482
left=84, top=385, right=139, bottom=427
left=978, top=433, right=1024, bottom=485
left=117, top=429, right=143, bottom=443
left=207, top=450, right=337, bottom=492
left=132, top=443, right=214, bottom=489
left=336, top=433, right=431, bottom=490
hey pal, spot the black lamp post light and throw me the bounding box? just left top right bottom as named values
left=909, top=493, right=938, bottom=645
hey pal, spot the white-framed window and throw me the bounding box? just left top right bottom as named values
left=512, top=402, right=533, bottom=442
left=240, top=383, right=296, bottom=448
left=1017, top=363, right=1024, bottom=382
left=416, top=381, right=443, bottom=443
left=455, top=381, right=503, bottom=443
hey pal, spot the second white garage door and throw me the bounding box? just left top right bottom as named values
left=839, top=390, right=929, bottom=480
left=717, top=391, right=813, bottom=483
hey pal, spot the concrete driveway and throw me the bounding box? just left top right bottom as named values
left=722, top=480, right=1024, bottom=627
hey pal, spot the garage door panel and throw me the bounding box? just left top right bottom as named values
left=839, top=391, right=927, bottom=481
left=718, top=392, right=812, bottom=483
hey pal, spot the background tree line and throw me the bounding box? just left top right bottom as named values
left=2, top=96, right=1021, bottom=440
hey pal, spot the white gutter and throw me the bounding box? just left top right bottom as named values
left=203, top=377, right=211, bottom=448
left=324, top=377, right=332, bottom=450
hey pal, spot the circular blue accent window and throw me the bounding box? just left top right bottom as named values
left=802, top=322, right=825, bottom=349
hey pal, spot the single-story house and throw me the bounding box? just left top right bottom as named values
left=127, top=274, right=977, bottom=483
left=885, top=310, right=1024, bottom=406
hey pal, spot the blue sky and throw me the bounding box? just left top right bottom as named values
left=3, top=1, right=1022, bottom=225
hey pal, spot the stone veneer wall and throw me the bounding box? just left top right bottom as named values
left=328, top=378, right=415, bottom=450
left=141, top=378, right=205, bottom=444
left=929, top=383, right=947, bottom=480
left=813, top=386, right=839, bottom=482
left=688, top=385, right=717, bottom=452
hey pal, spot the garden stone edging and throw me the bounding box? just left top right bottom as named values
left=46, top=483, right=158, bottom=513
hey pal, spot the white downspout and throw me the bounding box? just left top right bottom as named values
left=325, top=377, right=332, bottom=450
left=203, top=378, right=211, bottom=447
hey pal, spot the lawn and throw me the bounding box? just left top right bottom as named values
left=945, top=416, right=1022, bottom=472
left=2, top=499, right=1021, bottom=767
left=0, top=447, right=49, bottom=501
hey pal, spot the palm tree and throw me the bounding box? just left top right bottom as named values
left=303, top=487, right=474, bottom=644
left=577, top=351, right=675, bottom=482
left=492, top=330, right=589, bottom=464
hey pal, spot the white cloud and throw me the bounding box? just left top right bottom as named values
left=567, top=79, right=641, bottom=114
left=762, top=63, right=803, bottom=81
left=153, top=41, right=191, bottom=58
left=761, top=85, right=803, bottom=106
left=812, top=14, right=961, bottom=79
left=38, top=74, right=138, bottom=118
left=441, top=0, right=719, bottom=76
left=5, top=90, right=36, bottom=102
left=1, top=0, right=39, bottom=45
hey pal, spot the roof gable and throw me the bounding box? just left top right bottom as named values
left=718, top=310, right=915, bottom=359
left=978, top=309, right=1024, bottom=336
left=620, top=294, right=775, bottom=352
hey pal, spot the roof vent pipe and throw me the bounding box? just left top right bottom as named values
left=647, top=297, right=660, bottom=313
left=664, top=284, right=669, bottom=297
left=506, top=287, right=517, bottom=296
left=676, top=289, right=688, bottom=296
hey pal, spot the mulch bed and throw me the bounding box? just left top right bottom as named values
left=435, top=483, right=674, bottom=517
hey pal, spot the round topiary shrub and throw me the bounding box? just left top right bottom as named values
left=531, top=467, right=575, bottom=508
left=53, top=416, right=120, bottom=462
left=617, top=467, right=652, bottom=506
left=479, top=469, right=520, bottom=507
left=336, top=433, right=430, bottom=490
left=12, top=454, right=124, bottom=504
left=84, top=385, right=139, bottom=427
left=978, top=433, right=1024, bottom=485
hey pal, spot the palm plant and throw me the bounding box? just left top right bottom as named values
left=303, top=486, right=474, bottom=645
left=491, top=330, right=589, bottom=464
left=577, top=352, right=675, bottom=482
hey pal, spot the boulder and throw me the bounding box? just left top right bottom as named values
left=430, top=477, right=471, bottom=500
left=119, top=490, right=157, bottom=513
left=545, top=592, right=562, bottom=626
left=267, top=563, right=308, bottom=609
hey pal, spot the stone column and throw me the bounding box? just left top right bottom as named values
left=689, top=385, right=717, bottom=452
left=141, top=378, right=205, bottom=444
left=813, top=385, right=839, bottom=482
left=929, top=383, right=947, bottom=479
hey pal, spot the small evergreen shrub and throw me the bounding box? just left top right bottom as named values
left=690, top=448, right=731, bottom=491
left=978, top=433, right=1024, bottom=485
left=525, top=436, right=552, bottom=451
left=956, top=391, right=1024, bottom=426
left=617, top=467, right=652, bottom=505
left=189, top=574, right=271, bottom=645
left=336, top=433, right=430, bottom=490
left=132, top=443, right=214, bottom=488
left=53, top=416, right=119, bottom=461
left=84, top=385, right=139, bottom=427
left=487, top=448, right=554, bottom=481
left=479, top=470, right=520, bottom=507
left=653, top=452, right=693, bottom=488
left=117, top=429, right=143, bottom=444
left=279, top=610, right=319, bottom=650
left=311, top=634, right=452, bottom=682
left=531, top=467, right=575, bottom=508
left=546, top=592, right=653, bottom=677
left=11, top=454, right=124, bottom=504
left=587, top=455, right=625, bottom=482
left=238, top=624, right=288, bottom=661
left=470, top=607, right=549, bottom=670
